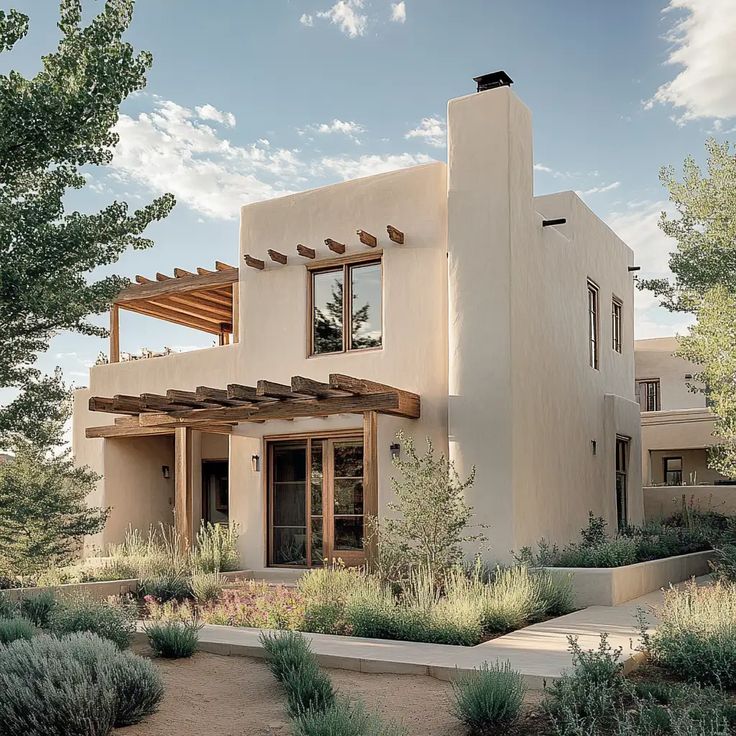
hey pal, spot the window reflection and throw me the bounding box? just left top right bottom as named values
left=312, top=269, right=343, bottom=354
left=350, top=263, right=382, bottom=349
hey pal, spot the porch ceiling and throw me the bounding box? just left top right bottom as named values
left=86, top=374, right=420, bottom=437
left=114, top=261, right=238, bottom=335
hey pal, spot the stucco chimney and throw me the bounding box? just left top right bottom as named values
left=473, top=70, right=513, bottom=93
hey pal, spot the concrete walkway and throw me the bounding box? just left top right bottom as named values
left=158, top=581, right=684, bottom=689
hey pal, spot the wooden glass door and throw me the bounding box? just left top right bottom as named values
left=268, top=435, right=365, bottom=567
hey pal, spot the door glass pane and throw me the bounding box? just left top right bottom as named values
left=334, top=441, right=363, bottom=477
left=350, top=263, right=382, bottom=349
left=273, top=528, right=307, bottom=565
left=312, top=269, right=343, bottom=353
left=273, top=483, right=306, bottom=526
left=334, top=478, right=363, bottom=515
left=274, top=444, right=306, bottom=482
left=310, top=442, right=323, bottom=515
left=334, top=517, right=363, bottom=551
left=311, top=517, right=324, bottom=565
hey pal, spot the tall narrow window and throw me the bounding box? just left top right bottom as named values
left=310, top=258, right=382, bottom=355
left=664, top=456, right=682, bottom=486
left=636, top=379, right=661, bottom=412
left=615, top=436, right=629, bottom=529
left=611, top=297, right=622, bottom=353
left=588, top=280, right=599, bottom=369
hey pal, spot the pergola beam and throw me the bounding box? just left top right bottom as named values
left=115, top=268, right=238, bottom=302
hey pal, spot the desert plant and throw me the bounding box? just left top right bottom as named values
left=293, top=697, right=407, bottom=736
left=48, top=596, right=136, bottom=650
left=191, top=521, right=240, bottom=572
left=110, top=523, right=189, bottom=579
left=107, top=650, right=164, bottom=726
left=140, top=571, right=192, bottom=602
left=482, top=566, right=546, bottom=632
left=145, top=619, right=201, bottom=658
left=533, top=569, right=575, bottom=616
left=639, top=581, right=736, bottom=687
left=261, top=630, right=316, bottom=682
left=451, top=661, right=526, bottom=734
left=190, top=571, right=224, bottom=603
left=709, top=543, right=736, bottom=583
left=19, top=590, right=57, bottom=627
left=0, top=616, right=35, bottom=644
left=0, top=632, right=163, bottom=735
left=0, top=592, right=17, bottom=618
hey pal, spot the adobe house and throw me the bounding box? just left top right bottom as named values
left=74, top=73, right=643, bottom=567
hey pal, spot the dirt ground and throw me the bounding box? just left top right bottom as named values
left=124, top=647, right=543, bottom=736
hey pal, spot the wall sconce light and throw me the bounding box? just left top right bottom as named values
left=590, top=440, right=597, bottom=456
left=251, top=454, right=261, bottom=472
left=161, top=465, right=170, bottom=479
left=390, top=443, right=401, bottom=460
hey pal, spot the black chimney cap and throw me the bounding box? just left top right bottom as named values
left=473, top=71, right=513, bottom=92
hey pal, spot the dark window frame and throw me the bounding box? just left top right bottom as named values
left=636, top=378, right=661, bottom=412
left=611, top=296, right=623, bottom=353
left=588, top=279, right=600, bottom=369
left=663, top=456, right=683, bottom=486
left=308, top=255, right=383, bottom=357
left=615, top=435, right=629, bottom=529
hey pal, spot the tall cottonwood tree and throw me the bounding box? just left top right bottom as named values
left=0, top=0, right=175, bottom=441
left=641, top=139, right=736, bottom=475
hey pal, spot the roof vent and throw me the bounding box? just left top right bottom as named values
left=473, top=71, right=513, bottom=92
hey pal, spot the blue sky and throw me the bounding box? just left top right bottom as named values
left=4, top=0, right=736, bottom=388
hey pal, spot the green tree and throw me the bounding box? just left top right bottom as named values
left=0, top=0, right=175, bottom=434
left=641, top=139, right=736, bottom=474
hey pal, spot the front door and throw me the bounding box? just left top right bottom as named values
left=268, top=435, right=365, bottom=567
left=202, top=460, right=229, bottom=524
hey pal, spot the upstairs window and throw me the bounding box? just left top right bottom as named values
left=310, top=259, right=382, bottom=355
left=664, top=456, right=683, bottom=486
left=588, top=280, right=599, bottom=369
left=611, top=297, right=623, bottom=353
left=636, top=379, right=661, bottom=412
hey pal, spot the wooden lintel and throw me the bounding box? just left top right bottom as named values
left=387, top=225, right=404, bottom=244
left=86, top=424, right=176, bottom=439
left=296, top=244, right=316, bottom=259
left=267, top=249, right=287, bottom=265
left=244, top=255, right=265, bottom=270
left=291, top=375, right=351, bottom=398
left=357, top=229, right=377, bottom=248
left=256, top=379, right=310, bottom=400
left=325, top=238, right=345, bottom=254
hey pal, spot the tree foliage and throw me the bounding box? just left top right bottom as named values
left=0, top=0, right=174, bottom=430
left=367, top=432, right=483, bottom=579
left=643, top=139, right=736, bottom=475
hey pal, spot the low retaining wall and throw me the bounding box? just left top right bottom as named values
left=541, top=550, right=713, bottom=608
left=644, top=486, right=736, bottom=520
left=2, top=578, right=139, bottom=602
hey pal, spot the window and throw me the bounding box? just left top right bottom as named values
left=664, top=456, right=683, bottom=486
left=615, top=436, right=629, bottom=529
left=636, top=379, right=661, bottom=412
left=310, top=259, right=382, bottom=355
left=587, top=280, right=599, bottom=369
left=611, top=297, right=622, bottom=353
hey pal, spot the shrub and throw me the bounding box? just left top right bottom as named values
left=451, top=661, right=526, bottom=733
left=145, top=619, right=201, bottom=658
left=110, top=523, right=190, bottom=579
left=481, top=566, right=546, bottom=633
left=0, top=632, right=162, bottom=735
left=639, top=581, right=736, bottom=687
left=260, top=631, right=335, bottom=717
left=141, top=572, right=192, bottom=602
left=534, top=569, right=575, bottom=617
left=293, top=697, right=407, bottom=736
left=0, top=616, right=35, bottom=644
left=49, top=596, right=136, bottom=650
left=0, top=592, right=17, bottom=618
left=19, top=590, right=57, bottom=627
left=710, top=543, right=736, bottom=583
left=190, top=571, right=224, bottom=603
left=191, top=521, right=240, bottom=572
left=107, top=650, right=164, bottom=727
left=543, top=634, right=628, bottom=736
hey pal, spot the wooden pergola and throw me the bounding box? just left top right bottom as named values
left=109, top=261, right=239, bottom=361
left=86, top=374, right=420, bottom=543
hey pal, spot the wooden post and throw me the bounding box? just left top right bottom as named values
left=109, top=305, right=120, bottom=363
left=363, top=411, right=378, bottom=565
left=232, top=282, right=240, bottom=343
left=174, top=426, right=193, bottom=546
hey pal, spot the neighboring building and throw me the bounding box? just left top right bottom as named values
left=635, top=336, right=735, bottom=519
left=73, top=74, right=642, bottom=569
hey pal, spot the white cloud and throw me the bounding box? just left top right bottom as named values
left=298, top=119, right=366, bottom=142
left=647, top=0, right=736, bottom=122
left=577, top=181, right=621, bottom=196
left=533, top=163, right=554, bottom=174
left=312, top=152, right=434, bottom=180
left=405, top=116, right=446, bottom=148
left=195, top=103, right=236, bottom=127
left=300, top=13, right=314, bottom=27
left=110, top=99, right=302, bottom=220
left=316, top=0, right=367, bottom=38
left=391, top=2, right=406, bottom=23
